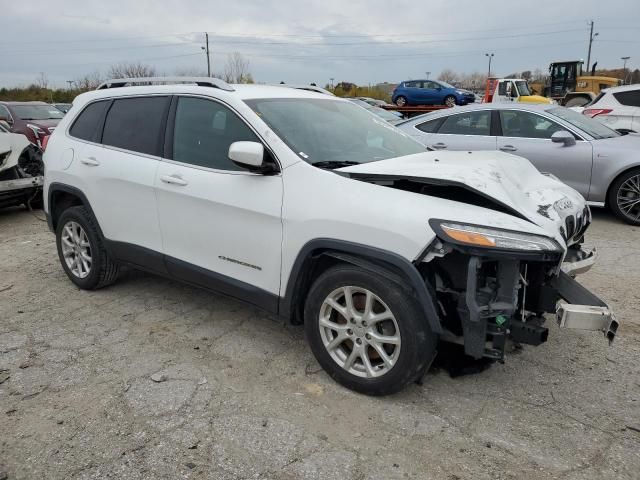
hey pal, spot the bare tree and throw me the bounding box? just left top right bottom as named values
left=73, top=71, right=104, bottom=91
left=35, top=72, right=49, bottom=89
left=458, top=72, right=487, bottom=91
left=223, top=52, right=252, bottom=83
left=108, top=62, right=156, bottom=79
left=521, top=70, right=532, bottom=81
left=174, top=67, right=210, bottom=77
left=437, top=68, right=459, bottom=84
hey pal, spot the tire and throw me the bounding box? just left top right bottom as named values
left=304, top=265, right=437, bottom=396
left=55, top=206, right=119, bottom=289
left=394, top=96, right=407, bottom=107
left=443, top=95, right=456, bottom=107
left=607, top=168, right=640, bottom=225
left=565, top=97, right=590, bottom=107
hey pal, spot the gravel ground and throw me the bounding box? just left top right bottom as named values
left=1, top=207, right=639, bottom=480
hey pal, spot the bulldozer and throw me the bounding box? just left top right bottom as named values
left=529, top=60, right=621, bottom=107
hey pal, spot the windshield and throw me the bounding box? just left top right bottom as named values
left=348, top=99, right=400, bottom=122
left=548, top=107, right=620, bottom=139
left=245, top=98, right=424, bottom=165
left=12, top=105, right=64, bottom=120
left=515, top=81, right=531, bottom=96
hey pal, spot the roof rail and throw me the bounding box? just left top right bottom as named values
left=96, top=77, right=235, bottom=92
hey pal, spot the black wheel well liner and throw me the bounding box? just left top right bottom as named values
left=279, top=239, right=443, bottom=334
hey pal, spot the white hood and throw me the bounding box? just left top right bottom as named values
left=338, top=150, right=588, bottom=246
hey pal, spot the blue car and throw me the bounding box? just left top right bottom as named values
left=392, top=80, right=475, bottom=107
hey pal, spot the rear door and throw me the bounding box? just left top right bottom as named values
left=68, top=96, right=168, bottom=261
left=496, top=109, right=593, bottom=197
left=421, top=81, right=440, bottom=104
left=404, top=81, right=422, bottom=104
left=410, top=109, right=497, bottom=150
left=154, top=96, right=283, bottom=305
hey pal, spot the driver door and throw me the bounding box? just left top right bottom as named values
left=496, top=109, right=593, bottom=197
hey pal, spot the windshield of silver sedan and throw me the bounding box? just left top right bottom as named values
left=549, top=107, right=620, bottom=140
left=245, top=98, right=424, bottom=167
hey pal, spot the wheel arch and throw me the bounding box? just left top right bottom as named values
left=47, top=183, right=102, bottom=237
left=279, top=239, right=443, bottom=334
left=605, top=164, right=640, bottom=207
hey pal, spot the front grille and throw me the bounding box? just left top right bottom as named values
left=565, top=216, right=576, bottom=239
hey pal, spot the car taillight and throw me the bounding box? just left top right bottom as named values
left=41, top=135, right=50, bottom=152
left=583, top=108, right=613, bottom=117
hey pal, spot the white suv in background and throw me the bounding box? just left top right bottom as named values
left=583, top=84, right=640, bottom=133
left=43, top=78, right=617, bottom=395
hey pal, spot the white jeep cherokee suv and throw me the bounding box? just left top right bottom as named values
left=43, top=77, right=617, bottom=395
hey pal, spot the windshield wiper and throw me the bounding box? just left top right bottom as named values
left=312, top=160, right=360, bottom=170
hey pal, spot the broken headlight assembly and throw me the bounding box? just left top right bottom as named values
left=430, top=220, right=561, bottom=253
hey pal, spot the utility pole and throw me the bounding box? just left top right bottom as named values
left=485, top=53, right=494, bottom=77
left=621, top=56, right=631, bottom=84
left=425, top=71, right=431, bottom=79
left=201, top=33, right=211, bottom=77
left=586, top=21, right=599, bottom=72
left=66, top=80, right=74, bottom=90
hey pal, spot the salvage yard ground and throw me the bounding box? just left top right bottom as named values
left=1, top=207, right=639, bottom=480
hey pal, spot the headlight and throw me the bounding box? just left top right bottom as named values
left=432, top=221, right=561, bottom=252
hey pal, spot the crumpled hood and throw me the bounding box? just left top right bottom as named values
left=338, top=150, right=588, bottom=246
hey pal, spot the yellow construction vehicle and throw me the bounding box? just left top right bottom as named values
left=529, top=60, right=621, bottom=107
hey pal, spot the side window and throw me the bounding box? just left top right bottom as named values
left=172, top=97, right=259, bottom=171
left=423, top=81, right=438, bottom=90
left=416, top=117, right=444, bottom=133
left=500, top=110, right=564, bottom=139
left=613, top=90, right=640, bottom=107
left=69, top=100, right=109, bottom=142
left=405, top=81, right=420, bottom=88
left=438, top=111, right=491, bottom=136
left=498, top=82, right=507, bottom=96
left=102, top=96, right=169, bottom=156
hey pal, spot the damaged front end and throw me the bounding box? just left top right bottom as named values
left=0, top=133, right=44, bottom=209
left=418, top=220, right=618, bottom=361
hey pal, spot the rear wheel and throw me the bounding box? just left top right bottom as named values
left=608, top=168, right=640, bottom=225
left=394, top=96, right=407, bottom=107
left=56, top=206, right=119, bottom=289
left=304, top=265, right=437, bottom=396
left=443, top=95, right=456, bottom=107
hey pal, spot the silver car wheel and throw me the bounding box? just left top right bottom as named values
left=444, top=96, right=456, bottom=107
left=61, top=221, right=92, bottom=279
left=395, top=97, right=407, bottom=107
left=319, top=286, right=401, bottom=378
left=617, top=174, right=640, bottom=222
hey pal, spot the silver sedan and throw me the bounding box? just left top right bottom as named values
left=398, top=103, right=640, bottom=225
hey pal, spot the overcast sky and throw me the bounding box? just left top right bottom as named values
left=1, top=0, right=638, bottom=88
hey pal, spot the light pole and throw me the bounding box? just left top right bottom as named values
left=201, top=32, right=211, bottom=77
left=621, top=56, right=631, bottom=84
left=485, top=53, right=494, bottom=77
left=330, top=78, right=334, bottom=89
left=425, top=71, right=431, bottom=79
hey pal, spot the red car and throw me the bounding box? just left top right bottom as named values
left=0, top=101, right=64, bottom=148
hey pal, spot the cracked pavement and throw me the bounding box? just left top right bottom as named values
left=1, top=207, right=639, bottom=479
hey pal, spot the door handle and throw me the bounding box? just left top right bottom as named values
left=80, top=156, right=100, bottom=166
left=160, top=174, right=188, bottom=186
left=431, top=143, right=447, bottom=150
left=500, top=145, right=518, bottom=152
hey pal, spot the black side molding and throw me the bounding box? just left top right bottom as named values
left=280, top=238, right=442, bottom=334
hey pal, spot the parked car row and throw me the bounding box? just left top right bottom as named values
left=0, top=101, right=64, bottom=148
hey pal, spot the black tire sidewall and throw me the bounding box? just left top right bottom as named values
left=304, top=266, right=436, bottom=396
left=608, top=168, right=640, bottom=225
left=56, top=207, right=105, bottom=289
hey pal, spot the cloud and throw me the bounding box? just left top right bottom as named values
left=0, top=0, right=637, bottom=88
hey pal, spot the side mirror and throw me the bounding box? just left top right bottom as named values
left=228, top=141, right=275, bottom=173
left=551, top=130, right=576, bottom=146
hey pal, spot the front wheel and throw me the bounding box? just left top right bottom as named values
left=394, top=96, right=407, bottom=107
left=443, top=95, right=456, bottom=107
left=304, top=265, right=437, bottom=396
left=608, top=168, right=640, bottom=225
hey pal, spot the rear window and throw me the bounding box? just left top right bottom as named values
left=102, top=96, right=169, bottom=156
left=415, top=117, right=444, bottom=133
left=69, top=101, right=109, bottom=142
left=613, top=90, right=640, bottom=107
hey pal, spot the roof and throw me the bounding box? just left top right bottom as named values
left=0, top=101, right=50, bottom=106
left=396, top=102, right=558, bottom=125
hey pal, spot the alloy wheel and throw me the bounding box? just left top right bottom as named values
left=61, top=221, right=92, bottom=279
left=318, top=286, right=401, bottom=378
left=445, top=96, right=456, bottom=107
left=617, top=174, right=640, bottom=222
